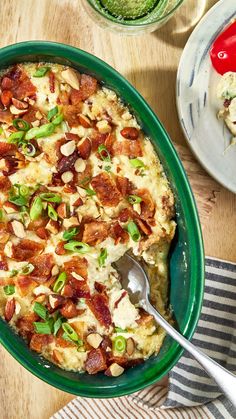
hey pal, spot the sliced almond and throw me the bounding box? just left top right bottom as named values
left=61, top=68, right=80, bottom=90
left=53, top=349, right=64, bottom=364
left=45, top=219, right=59, bottom=234
left=133, top=203, right=141, bottom=215
left=4, top=241, right=13, bottom=258
left=9, top=105, right=27, bottom=115
left=12, top=98, right=28, bottom=110
left=77, top=187, right=87, bottom=198
left=3, top=201, right=18, bottom=214
left=61, top=171, right=74, bottom=184
left=0, top=231, right=10, bottom=244
left=96, top=120, right=112, bottom=134
left=49, top=294, right=65, bottom=309
left=57, top=202, right=68, bottom=219
left=78, top=114, right=91, bottom=128
left=63, top=216, right=79, bottom=229
left=74, top=158, right=86, bottom=173
left=34, top=294, right=46, bottom=303
left=33, top=285, right=51, bottom=296
left=15, top=301, right=21, bottom=315
left=86, top=333, right=103, bottom=349
left=35, top=110, right=43, bottom=120
left=11, top=220, right=26, bottom=238
left=105, top=363, right=124, bottom=377
left=51, top=265, right=59, bottom=276
left=121, top=111, right=132, bottom=121
left=126, top=337, right=135, bottom=356
left=31, top=120, right=40, bottom=127
left=0, top=158, right=8, bottom=171
left=71, top=271, right=84, bottom=281
left=60, top=140, right=76, bottom=157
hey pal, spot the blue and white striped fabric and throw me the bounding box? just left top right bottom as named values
left=52, top=257, right=236, bottom=419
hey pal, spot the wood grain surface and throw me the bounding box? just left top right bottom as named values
left=0, top=1, right=236, bottom=418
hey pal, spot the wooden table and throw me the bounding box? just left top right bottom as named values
left=0, top=1, right=236, bottom=418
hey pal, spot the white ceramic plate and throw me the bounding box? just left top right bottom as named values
left=177, top=0, right=236, bottom=193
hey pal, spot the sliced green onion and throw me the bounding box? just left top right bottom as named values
left=21, top=263, right=34, bottom=275
left=53, top=271, right=67, bottom=293
left=85, top=188, right=96, bottom=196
left=9, top=269, right=18, bottom=277
left=48, top=204, right=58, bottom=221
left=47, top=106, right=58, bottom=121
left=127, top=194, right=142, bottom=205
left=0, top=126, right=4, bottom=135
left=22, top=142, right=36, bottom=157
left=104, top=165, right=111, bottom=172
left=7, top=131, right=25, bottom=143
left=115, top=327, right=128, bottom=333
left=33, top=321, right=52, bottom=334
left=3, top=285, right=15, bottom=295
left=63, top=227, right=78, bottom=241
left=19, top=185, right=29, bottom=197
left=30, top=196, right=43, bottom=221
left=52, top=113, right=64, bottom=126
left=0, top=209, right=3, bottom=221
left=64, top=241, right=90, bottom=254
left=40, top=193, right=62, bottom=203
left=33, top=66, right=50, bottom=77
left=130, top=158, right=145, bottom=168
left=9, top=195, right=27, bottom=206
left=79, top=176, right=91, bottom=186
left=33, top=302, right=48, bottom=320
left=98, top=248, right=108, bottom=267
left=53, top=316, right=62, bottom=336
left=114, top=335, right=126, bottom=353
left=127, top=221, right=141, bottom=242
left=62, top=323, right=80, bottom=342
left=25, top=123, right=55, bottom=140
left=98, top=144, right=111, bottom=162
left=13, top=119, right=30, bottom=131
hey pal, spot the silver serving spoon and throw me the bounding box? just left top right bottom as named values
left=114, top=254, right=236, bottom=408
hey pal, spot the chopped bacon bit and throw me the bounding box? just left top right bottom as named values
left=57, top=150, right=78, bottom=173
left=57, top=91, right=70, bottom=105
left=27, top=253, right=54, bottom=283
left=1, top=90, right=13, bottom=107
left=36, top=227, right=49, bottom=240
left=87, top=294, right=112, bottom=328
left=0, top=176, right=11, bottom=192
left=76, top=162, right=92, bottom=187
left=100, top=336, right=112, bottom=352
left=16, top=312, right=39, bottom=340
left=82, top=221, right=110, bottom=246
left=91, top=172, right=122, bottom=207
left=30, top=334, right=54, bottom=353
left=1, top=77, right=14, bottom=90
left=77, top=137, right=91, bottom=160
left=111, top=222, right=129, bottom=245
left=85, top=348, right=107, bottom=374
left=104, top=133, right=115, bottom=154
left=64, top=256, right=88, bottom=280
left=106, top=355, right=128, bottom=367
left=115, top=176, right=133, bottom=197
left=71, top=74, right=97, bottom=105
left=12, top=97, right=28, bottom=110
left=60, top=300, right=78, bottom=319
left=70, top=89, right=82, bottom=105
left=136, top=309, right=154, bottom=326
left=11, top=239, right=44, bottom=261
left=57, top=202, right=67, bottom=219
left=114, top=291, right=127, bottom=308
left=0, top=110, right=13, bottom=124
left=134, top=188, right=155, bottom=219
left=22, top=107, right=39, bottom=123
left=0, top=142, right=17, bottom=157
left=91, top=131, right=107, bottom=152
left=65, top=132, right=80, bottom=142
left=68, top=276, right=91, bottom=299
left=49, top=71, right=55, bottom=93
left=118, top=208, right=132, bottom=223
left=135, top=218, right=152, bottom=236
left=13, top=79, right=36, bottom=100
left=63, top=184, right=77, bottom=194
left=55, top=241, right=66, bottom=256
left=4, top=298, right=16, bottom=322
left=112, top=138, right=143, bottom=158
left=63, top=104, right=82, bottom=127
left=120, top=127, right=139, bottom=140
left=51, top=172, right=63, bottom=187
left=94, top=281, right=106, bottom=293
left=61, top=284, right=74, bottom=298
left=16, top=276, right=37, bottom=296
left=28, top=217, right=48, bottom=231
left=0, top=259, right=8, bottom=270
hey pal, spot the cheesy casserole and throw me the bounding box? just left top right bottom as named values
left=0, top=63, right=175, bottom=377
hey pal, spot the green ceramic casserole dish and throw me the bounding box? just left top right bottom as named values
left=0, top=41, right=204, bottom=398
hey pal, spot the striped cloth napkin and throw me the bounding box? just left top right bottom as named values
left=52, top=257, right=236, bottom=419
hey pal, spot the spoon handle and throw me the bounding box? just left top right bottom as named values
left=145, top=301, right=236, bottom=408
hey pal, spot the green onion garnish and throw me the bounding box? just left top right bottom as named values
left=48, top=204, right=58, bottom=221
left=21, top=263, right=34, bottom=275
left=19, top=185, right=29, bottom=197
left=62, top=323, right=79, bottom=342
left=33, top=66, right=50, bottom=77
left=13, top=119, right=30, bottom=131
left=47, top=106, right=58, bottom=121
left=9, top=195, right=27, bottom=207
left=0, top=126, right=4, bottom=135
left=52, top=113, right=64, bottom=126
left=115, top=327, right=128, bottom=333
left=64, top=241, right=90, bottom=254
left=9, top=269, right=18, bottom=277
left=85, top=188, right=96, bottom=196
left=40, top=193, right=62, bottom=203
left=30, top=196, right=43, bottom=221
left=33, top=302, right=48, bottom=320
left=7, top=131, right=25, bottom=144
left=130, top=158, right=145, bottom=168
left=3, top=285, right=15, bottom=295
left=53, top=316, right=63, bottom=336
left=63, top=227, right=79, bottom=241
left=22, top=142, right=36, bottom=157
left=127, top=221, right=141, bottom=242
left=98, top=144, right=111, bottom=162
left=114, top=335, right=126, bottom=353
left=25, top=123, right=55, bottom=140
left=33, top=322, right=52, bottom=334
left=98, top=248, right=108, bottom=267
left=104, top=165, right=111, bottom=172
left=53, top=272, right=67, bottom=293
left=127, top=195, right=142, bottom=205
left=0, top=209, right=3, bottom=221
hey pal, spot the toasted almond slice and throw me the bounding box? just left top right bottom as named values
left=46, top=220, right=59, bottom=234
left=126, top=337, right=135, bottom=356
left=31, top=120, right=40, bottom=127
left=105, top=363, right=124, bottom=377
left=133, top=203, right=141, bottom=215
left=0, top=231, right=10, bottom=244
left=60, top=140, right=76, bottom=157
left=4, top=241, right=13, bottom=258
left=61, top=68, right=80, bottom=90
left=63, top=216, right=80, bottom=229
left=86, top=333, right=103, bottom=349
left=49, top=294, right=65, bottom=309
left=11, top=220, right=26, bottom=238
left=53, top=349, right=64, bottom=364
left=15, top=301, right=21, bottom=315
left=9, top=105, right=27, bottom=115
left=3, top=201, right=18, bottom=214
left=71, top=271, right=84, bottom=281
left=33, top=285, right=51, bottom=296
left=12, top=98, right=28, bottom=110
left=57, top=202, right=67, bottom=219
left=51, top=265, right=59, bottom=276
left=74, top=158, right=86, bottom=173
left=61, top=171, right=74, bottom=184
left=78, top=114, right=91, bottom=128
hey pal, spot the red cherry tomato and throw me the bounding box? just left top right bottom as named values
left=210, top=20, right=236, bottom=75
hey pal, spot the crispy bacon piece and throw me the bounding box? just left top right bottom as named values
left=85, top=348, right=107, bottom=375
left=16, top=276, right=37, bottom=297
left=12, top=97, right=28, bottom=110
left=136, top=309, right=154, bottom=326
left=30, top=334, right=54, bottom=353
left=57, top=90, right=70, bottom=105
left=106, top=355, right=128, bottom=367
left=100, top=336, right=112, bottom=352
left=1, top=90, right=13, bottom=107
left=87, top=294, right=112, bottom=328
left=134, top=188, right=155, bottom=219
left=13, top=78, right=36, bottom=100
left=16, top=312, right=39, bottom=340
left=27, top=253, right=54, bottom=283
left=0, top=142, right=17, bottom=156
left=56, top=332, right=76, bottom=348
left=60, top=300, right=78, bottom=319
left=28, top=217, right=48, bottom=231
left=67, top=276, right=90, bottom=299
left=91, top=131, right=107, bottom=152
left=70, top=74, right=97, bottom=105
left=64, top=256, right=88, bottom=280
left=112, top=138, right=143, bottom=158
left=4, top=298, right=15, bottom=322
left=63, top=104, right=82, bottom=127
left=61, top=284, right=74, bottom=298
left=0, top=176, right=11, bottom=192
left=0, top=110, right=13, bottom=124
left=36, top=227, right=49, bottom=240
left=94, top=281, right=106, bottom=293
left=82, top=221, right=110, bottom=246
left=11, top=239, right=44, bottom=261
left=63, top=257, right=90, bottom=298
left=115, top=176, right=133, bottom=197
left=135, top=218, right=152, bottom=236
left=22, top=107, right=39, bottom=123
left=111, top=222, right=129, bottom=245
left=91, top=172, right=122, bottom=207
left=118, top=207, right=132, bottom=223
left=55, top=241, right=66, bottom=256
left=1, top=77, right=14, bottom=90
left=77, top=137, right=92, bottom=160
left=49, top=71, right=55, bottom=93
left=76, top=162, right=92, bottom=187
left=57, top=150, right=78, bottom=173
